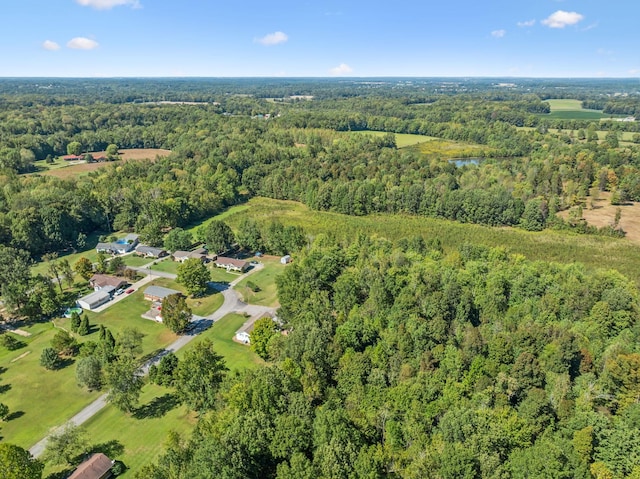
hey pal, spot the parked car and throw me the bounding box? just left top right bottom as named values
left=125, top=288, right=134, bottom=294
left=114, top=288, right=125, bottom=296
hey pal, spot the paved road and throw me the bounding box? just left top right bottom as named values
left=29, top=263, right=274, bottom=458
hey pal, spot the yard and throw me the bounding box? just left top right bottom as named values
left=0, top=278, right=183, bottom=449
left=236, top=258, right=286, bottom=307
left=59, top=313, right=262, bottom=477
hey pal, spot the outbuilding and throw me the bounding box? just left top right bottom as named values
left=78, top=288, right=114, bottom=310
left=280, top=255, right=291, bottom=264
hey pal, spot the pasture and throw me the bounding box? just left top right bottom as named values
left=236, top=257, right=287, bottom=307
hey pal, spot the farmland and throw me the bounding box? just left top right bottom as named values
left=542, top=99, right=622, bottom=120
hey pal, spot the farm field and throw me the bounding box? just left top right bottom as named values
left=541, top=99, right=622, bottom=120
left=558, top=191, right=640, bottom=243
left=236, top=257, right=286, bottom=307
left=32, top=148, right=171, bottom=179
left=349, top=130, right=492, bottom=157
left=218, top=197, right=640, bottom=286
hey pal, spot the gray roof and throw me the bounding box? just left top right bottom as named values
left=96, top=242, right=113, bottom=251
left=124, top=233, right=139, bottom=242
left=136, top=245, right=165, bottom=255
left=144, top=285, right=180, bottom=300
left=79, top=290, right=111, bottom=307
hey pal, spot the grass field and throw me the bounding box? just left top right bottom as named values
left=236, top=258, right=286, bottom=307
left=32, top=149, right=171, bottom=179
left=67, top=314, right=262, bottom=478
left=542, top=99, right=622, bottom=120
left=217, top=197, right=640, bottom=286
left=349, top=130, right=491, bottom=158
left=186, top=287, right=224, bottom=316
left=121, top=255, right=156, bottom=268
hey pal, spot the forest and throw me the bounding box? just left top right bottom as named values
left=1, top=78, right=640, bottom=478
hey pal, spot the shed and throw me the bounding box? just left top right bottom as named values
left=68, top=453, right=114, bottom=479
left=143, top=285, right=181, bottom=302
left=280, top=255, right=291, bottom=264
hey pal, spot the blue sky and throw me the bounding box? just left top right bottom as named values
left=2, top=0, right=639, bottom=77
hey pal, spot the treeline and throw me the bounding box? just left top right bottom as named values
left=139, top=236, right=640, bottom=478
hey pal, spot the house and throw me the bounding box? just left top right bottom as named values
left=143, top=285, right=181, bottom=302
left=172, top=248, right=214, bottom=263
left=135, top=245, right=168, bottom=258
left=142, top=302, right=164, bottom=322
left=78, top=287, right=114, bottom=310
left=89, top=274, right=127, bottom=292
left=68, top=453, right=115, bottom=479
left=62, top=154, right=84, bottom=161
left=95, top=234, right=139, bottom=255
left=214, top=256, right=249, bottom=272
left=280, top=255, right=291, bottom=264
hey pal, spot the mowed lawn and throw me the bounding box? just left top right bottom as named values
left=542, top=99, right=621, bottom=120
left=65, top=384, right=196, bottom=479
left=236, top=259, right=286, bottom=307
left=76, top=314, right=262, bottom=477
left=0, top=278, right=182, bottom=448
left=221, top=197, right=640, bottom=286
left=0, top=322, right=100, bottom=449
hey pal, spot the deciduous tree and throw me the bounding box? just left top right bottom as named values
left=177, top=258, right=210, bottom=297
left=161, top=294, right=192, bottom=334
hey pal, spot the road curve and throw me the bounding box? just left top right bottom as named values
left=29, top=263, right=274, bottom=458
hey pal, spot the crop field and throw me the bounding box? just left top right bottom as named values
left=32, top=148, right=171, bottom=179
left=217, top=197, right=640, bottom=286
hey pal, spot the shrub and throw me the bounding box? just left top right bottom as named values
left=40, top=347, right=60, bottom=370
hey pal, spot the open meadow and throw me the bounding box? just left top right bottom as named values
left=217, top=197, right=640, bottom=286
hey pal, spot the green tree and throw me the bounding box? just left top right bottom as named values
left=116, top=327, right=144, bottom=358
left=0, top=443, right=43, bottom=479
left=106, top=144, right=119, bottom=158
left=42, top=425, right=87, bottom=466
left=95, top=253, right=108, bottom=274
left=250, top=317, right=278, bottom=360
left=74, top=257, right=93, bottom=281
left=163, top=228, right=193, bottom=252
left=198, top=220, right=235, bottom=254
left=108, top=256, right=125, bottom=275
left=149, top=352, right=179, bottom=387
left=66, top=141, right=82, bottom=156
left=104, top=356, right=143, bottom=413
left=0, top=246, right=32, bottom=312
left=176, top=258, right=210, bottom=297
left=76, top=356, right=102, bottom=390
left=70, top=312, right=81, bottom=333
left=0, top=403, right=10, bottom=421
left=175, top=339, right=227, bottom=413
left=161, top=294, right=192, bottom=334
left=77, top=315, right=90, bottom=336
left=51, top=330, right=78, bottom=357
left=40, top=347, right=60, bottom=370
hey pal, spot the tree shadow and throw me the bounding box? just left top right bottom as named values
left=44, top=467, right=75, bottom=479
left=6, top=410, right=24, bottom=421
left=0, top=383, right=11, bottom=394
left=57, top=357, right=76, bottom=369
left=133, top=393, right=180, bottom=419
left=89, top=439, right=125, bottom=458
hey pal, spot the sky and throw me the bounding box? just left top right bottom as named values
left=2, top=0, right=639, bottom=78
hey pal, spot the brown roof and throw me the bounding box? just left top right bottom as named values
left=68, top=453, right=113, bottom=479
left=215, top=257, right=248, bottom=269
left=90, top=274, right=126, bottom=289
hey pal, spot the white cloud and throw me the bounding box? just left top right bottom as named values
left=542, top=10, right=584, bottom=28
left=517, top=19, right=535, bottom=27
left=76, top=0, right=140, bottom=9
left=329, top=63, right=353, bottom=76
left=256, top=31, right=288, bottom=46
left=42, top=40, right=60, bottom=51
left=491, top=29, right=506, bottom=38
left=67, top=37, right=99, bottom=50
